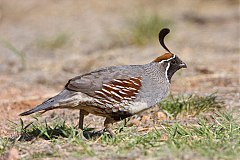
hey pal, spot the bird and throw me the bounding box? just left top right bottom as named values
left=19, top=28, right=187, bottom=136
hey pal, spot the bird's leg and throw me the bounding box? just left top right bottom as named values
left=119, top=118, right=128, bottom=133
left=104, top=118, right=115, bottom=137
left=78, top=109, right=89, bottom=130
left=123, top=118, right=129, bottom=127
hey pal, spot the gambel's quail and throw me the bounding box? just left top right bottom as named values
left=20, top=28, right=187, bottom=135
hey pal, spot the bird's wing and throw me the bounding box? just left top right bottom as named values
left=65, top=66, right=143, bottom=104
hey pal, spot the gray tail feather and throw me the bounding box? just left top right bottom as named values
left=19, top=90, right=68, bottom=116
left=19, top=97, right=56, bottom=116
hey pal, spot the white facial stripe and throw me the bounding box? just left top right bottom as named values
left=165, top=62, right=170, bottom=83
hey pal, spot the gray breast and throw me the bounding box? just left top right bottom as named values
left=137, top=62, right=170, bottom=107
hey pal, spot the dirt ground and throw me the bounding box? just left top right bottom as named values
left=0, top=0, right=239, bottom=154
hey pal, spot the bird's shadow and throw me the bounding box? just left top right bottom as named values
left=18, top=126, right=111, bottom=142
left=82, top=128, right=112, bottom=139
left=18, top=127, right=68, bottom=141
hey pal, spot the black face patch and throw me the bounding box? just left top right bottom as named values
left=166, top=56, right=186, bottom=82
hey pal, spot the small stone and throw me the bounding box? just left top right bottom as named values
left=129, top=119, right=141, bottom=126
left=141, top=115, right=150, bottom=123
left=2, top=148, right=19, bottom=160
left=155, top=111, right=167, bottom=120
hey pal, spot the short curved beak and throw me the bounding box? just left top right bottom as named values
left=179, top=62, right=187, bottom=68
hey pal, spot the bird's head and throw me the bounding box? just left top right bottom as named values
left=153, top=28, right=187, bottom=83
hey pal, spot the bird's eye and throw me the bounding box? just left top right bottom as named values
left=171, top=60, right=177, bottom=64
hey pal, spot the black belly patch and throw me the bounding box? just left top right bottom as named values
left=109, top=111, right=133, bottom=121
left=83, top=106, right=133, bottom=121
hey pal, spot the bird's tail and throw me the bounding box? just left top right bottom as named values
left=19, top=89, right=77, bottom=116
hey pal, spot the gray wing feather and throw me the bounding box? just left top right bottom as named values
left=65, top=65, right=143, bottom=96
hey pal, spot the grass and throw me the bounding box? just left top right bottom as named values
left=129, top=13, right=171, bottom=45
left=0, top=94, right=239, bottom=160
left=37, top=33, right=69, bottom=50
left=17, top=118, right=76, bottom=141
left=106, top=113, right=239, bottom=160
left=159, top=93, right=223, bottom=118
left=0, top=37, right=27, bottom=70
left=164, top=113, right=240, bottom=159
left=0, top=137, right=9, bottom=155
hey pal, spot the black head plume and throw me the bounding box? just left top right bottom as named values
left=159, top=28, right=171, bottom=53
